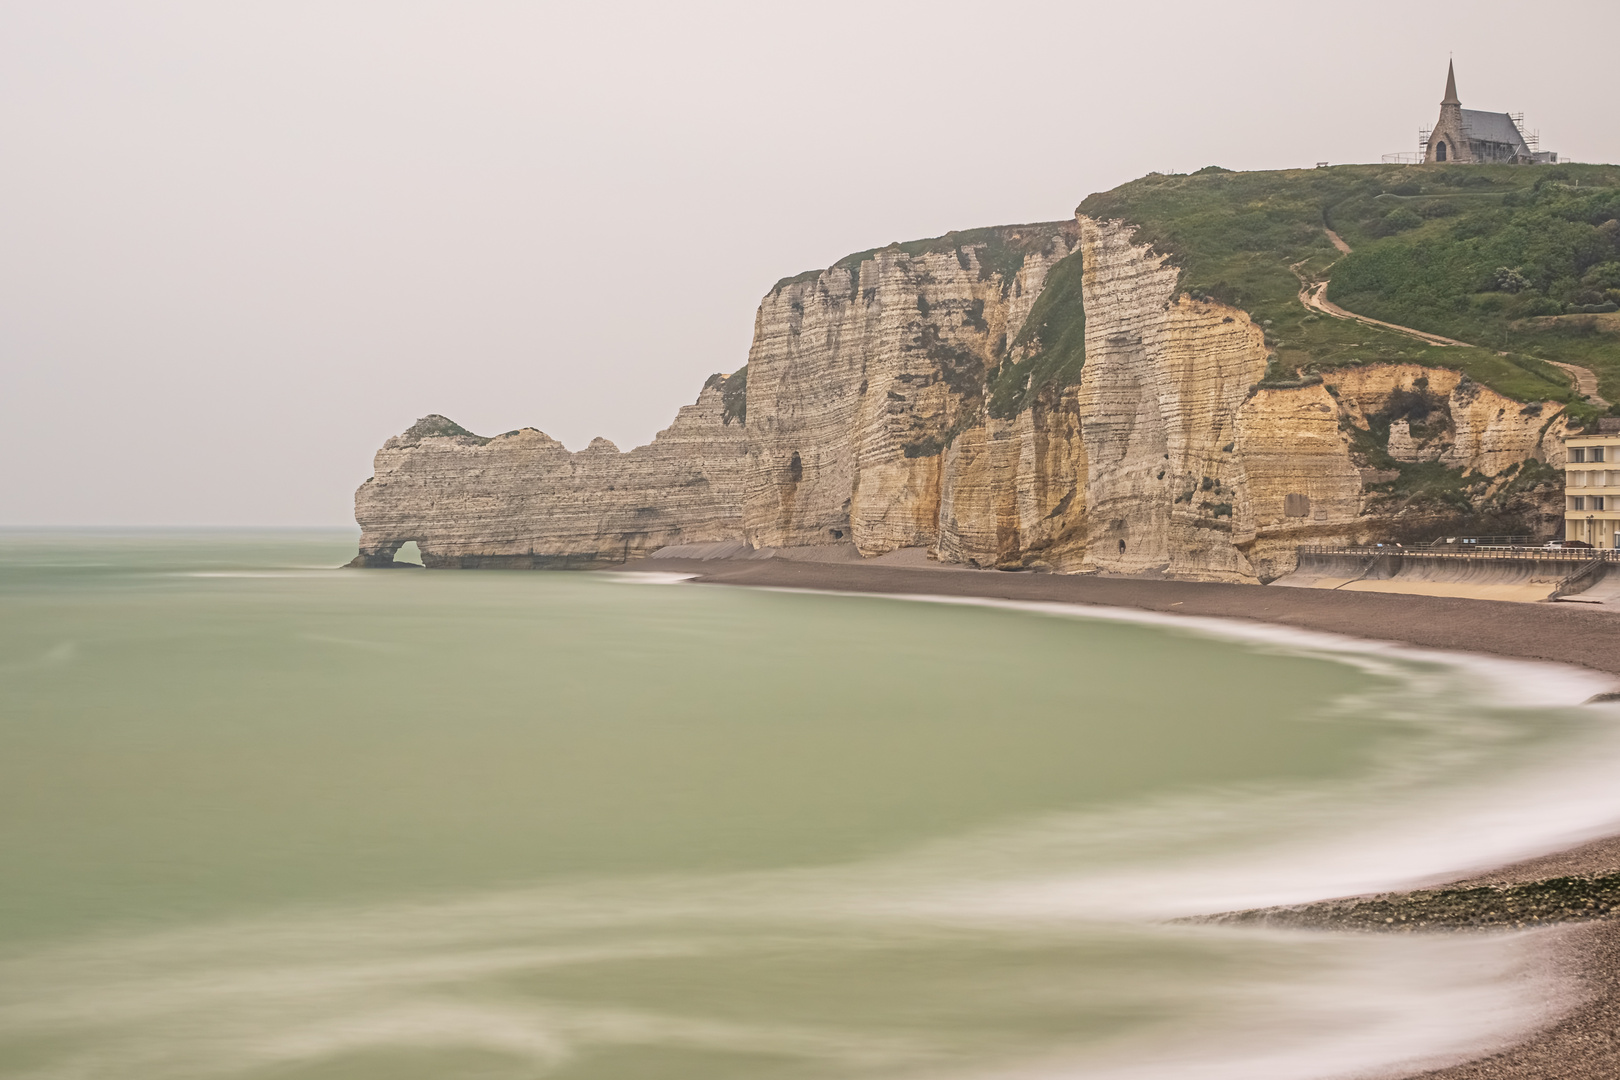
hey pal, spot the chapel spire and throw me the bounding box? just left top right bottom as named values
left=1442, top=59, right=1460, bottom=106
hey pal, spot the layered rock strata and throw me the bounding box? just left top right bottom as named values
left=1074, top=220, right=1270, bottom=580
left=740, top=226, right=1080, bottom=555
left=353, top=219, right=1570, bottom=579
left=351, top=390, right=747, bottom=568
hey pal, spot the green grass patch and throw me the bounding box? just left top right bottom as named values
left=703, top=367, right=750, bottom=425
left=1493, top=457, right=1563, bottom=502
left=987, top=246, right=1087, bottom=418
left=722, top=367, right=747, bottom=425
left=1367, top=461, right=1491, bottom=513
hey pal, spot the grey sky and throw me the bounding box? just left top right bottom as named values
left=2, top=1, right=1613, bottom=525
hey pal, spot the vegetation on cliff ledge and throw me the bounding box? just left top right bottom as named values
left=987, top=246, right=1087, bottom=419
left=399, top=415, right=491, bottom=445
left=769, top=222, right=1077, bottom=297
left=705, top=367, right=748, bottom=425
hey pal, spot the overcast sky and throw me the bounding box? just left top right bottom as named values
left=3, top=1, right=1614, bottom=525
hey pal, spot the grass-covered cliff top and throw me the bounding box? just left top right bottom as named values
left=758, top=164, right=1620, bottom=427
left=395, top=415, right=492, bottom=446
left=1078, top=163, right=1620, bottom=412
left=770, top=221, right=1078, bottom=296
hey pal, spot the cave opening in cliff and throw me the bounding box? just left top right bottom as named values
left=788, top=452, right=803, bottom=483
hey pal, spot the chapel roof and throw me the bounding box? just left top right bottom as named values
left=1459, top=109, right=1531, bottom=153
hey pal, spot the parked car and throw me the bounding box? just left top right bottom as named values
left=1545, top=539, right=1594, bottom=548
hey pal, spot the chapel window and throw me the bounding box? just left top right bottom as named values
left=1437, top=141, right=1448, bottom=161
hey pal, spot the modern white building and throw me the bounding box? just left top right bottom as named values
left=1565, top=421, right=1620, bottom=548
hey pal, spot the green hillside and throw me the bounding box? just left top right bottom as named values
left=1326, top=167, right=1620, bottom=407
left=1070, top=162, right=1620, bottom=421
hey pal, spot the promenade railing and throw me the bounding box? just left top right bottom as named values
left=1423, top=535, right=1534, bottom=548
left=1297, top=545, right=1620, bottom=564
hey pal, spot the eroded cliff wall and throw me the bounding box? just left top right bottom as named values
left=353, top=388, right=747, bottom=568
left=935, top=401, right=1088, bottom=571
left=741, top=226, right=1080, bottom=555
left=1072, top=219, right=1270, bottom=580
left=353, top=213, right=1571, bottom=578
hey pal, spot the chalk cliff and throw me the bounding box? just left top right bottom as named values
left=739, top=226, right=1080, bottom=555
left=351, top=391, right=747, bottom=568
left=352, top=214, right=1572, bottom=579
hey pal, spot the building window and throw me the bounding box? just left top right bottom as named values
left=1437, top=141, right=1448, bottom=162
left=1572, top=448, right=1586, bottom=462
left=1596, top=497, right=1607, bottom=511
left=1573, top=497, right=1585, bottom=510
left=1594, top=447, right=1607, bottom=463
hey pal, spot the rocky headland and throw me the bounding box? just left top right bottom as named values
left=353, top=164, right=1620, bottom=580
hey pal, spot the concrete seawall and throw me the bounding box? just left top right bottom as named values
left=1272, top=547, right=1619, bottom=604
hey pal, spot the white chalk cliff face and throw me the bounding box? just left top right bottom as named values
left=1073, top=219, right=1271, bottom=581
left=352, top=391, right=747, bottom=568
left=741, top=227, right=1079, bottom=554
left=352, top=218, right=1569, bottom=579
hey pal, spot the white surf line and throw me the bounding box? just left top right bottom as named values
left=674, top=582, right=1620, bottom=905
left=600, top=571, right=700, bottom=585
left=726, top=584, right=1617, bottom=707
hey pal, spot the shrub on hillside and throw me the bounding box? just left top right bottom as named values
left=1491, top=266, right=1531, bottom=293
left=1379, top=207, right=1423, bottom=234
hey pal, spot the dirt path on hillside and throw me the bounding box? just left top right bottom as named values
left=1546, top=359, right=1608, bottom=405
left=1302, top=228, right=1608, bottom=406
left=1303, top=279, right=1474, bottom=346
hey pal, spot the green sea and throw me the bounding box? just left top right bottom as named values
left=0, top=530, right=1615, bottom=1080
